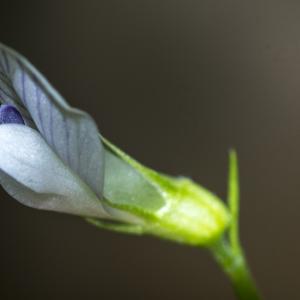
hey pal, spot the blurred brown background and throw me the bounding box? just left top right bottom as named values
left=0, top=1, right=299, bottom=299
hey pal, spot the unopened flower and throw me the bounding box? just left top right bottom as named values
left=0, top=44, right=229, bottom=246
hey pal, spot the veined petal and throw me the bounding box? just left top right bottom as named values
left=0, top=44, right=104, bottom=198
left=0, top=124, right=109, bottom=218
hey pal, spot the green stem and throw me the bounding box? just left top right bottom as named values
left=210, top=239, right=262, bottom=300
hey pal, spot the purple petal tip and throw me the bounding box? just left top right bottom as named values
left=0, top=104, right=25, bottom=125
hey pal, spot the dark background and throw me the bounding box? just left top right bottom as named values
left=0, top=1, right=299, bottom=299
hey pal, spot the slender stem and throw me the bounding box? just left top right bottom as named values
left=211, top=150, right=262, bottom=299
left=210, top=239, right=262, bottom=300
left=228, top=150, right=241, bottom=255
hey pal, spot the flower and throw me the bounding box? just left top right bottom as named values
left=0, top=43, right=229, bottom=245
left=0, top=43, right=114, bottom=219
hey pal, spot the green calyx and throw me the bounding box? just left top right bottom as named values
left=139, top=173, right=230, bottom=246
left=88, top=137, right=230, bottom=246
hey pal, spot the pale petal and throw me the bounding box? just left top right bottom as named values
left=0, top=44, right=104, bottom=198
left=0, top=124, right=109, bottom=218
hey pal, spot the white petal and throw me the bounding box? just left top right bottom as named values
left=0, top=44, right=104, bottom=198
left=0, top=124, right=109, bottom=218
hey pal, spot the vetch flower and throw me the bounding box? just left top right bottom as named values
left=0, top=43, right=230, bottom=246
left=0, top=43, right=114, bottom=219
